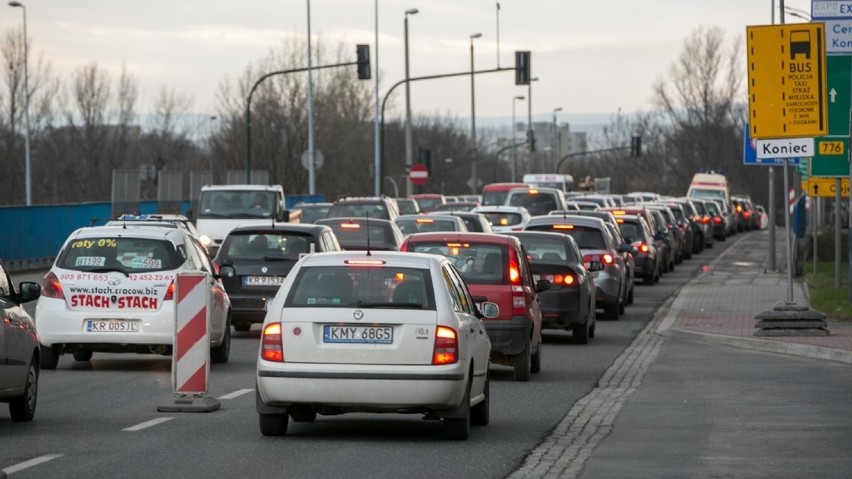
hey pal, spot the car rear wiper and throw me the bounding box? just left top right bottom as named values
left=354, top=301, right=423, bottom=309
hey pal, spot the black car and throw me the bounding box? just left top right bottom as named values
left=0, top=262, right=42, bottom=421
left=505, top=231, right=596, bottom=343
left=295, top=202, right=332, bottom=224
left=214, top=224, right=341, bottom=331
left=617, top=214, right=661, bottom=284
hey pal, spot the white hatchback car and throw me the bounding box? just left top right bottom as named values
left=256, top=251, right=496, bottom=440
left=471, top=206, right=532, bottom=233
left=36, top=225, right=231, bottom=369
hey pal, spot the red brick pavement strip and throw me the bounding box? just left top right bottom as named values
left=657, top=239, right=852, bottom=363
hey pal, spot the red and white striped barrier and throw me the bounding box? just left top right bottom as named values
left=158, top=272, right=220, bottom=412
left=174, top=272, right=210, bottom=394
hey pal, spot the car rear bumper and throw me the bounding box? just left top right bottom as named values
left=593, top=273, right=620, bottom=304
left=229, top=295, right=272, bottom=323
left=539, top=289, right=583, bottom=327
left=256, top=362, right=468, bottom=411
left=482, top=315, right=532, bottom=356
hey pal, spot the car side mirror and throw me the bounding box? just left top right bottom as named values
left=479, top=301, right=500, bottom=319
left=18, top=281, right=41, bottom=303
left=536, top=279, right=551, bottom=293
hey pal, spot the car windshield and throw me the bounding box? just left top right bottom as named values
left=396, top=200, right=418, bottom=215
left=409, top=242, right=506, bottom=285
left=286, top=266, right=435, bottom=310
left=619, top=221, right=642, bottom=241
left=219, top=232, right=314, bottom=261
left=481, top=191, right=509, bottom=206
left=198, top=190, right=277, bottom=219
left=57, top=237, right=182, bottom=273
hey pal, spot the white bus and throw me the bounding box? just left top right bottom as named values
left=522, top=174, right=575, bottom=193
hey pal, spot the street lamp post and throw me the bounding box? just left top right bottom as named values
left=403, top=8, right=419, bottom=198
left=552, top=107, right=562, bottom=171
left=9, top=1, right=31, bottom=206
left=512, top=95, right=525, bottom=182
left=470, top=32, right=482, bottom=195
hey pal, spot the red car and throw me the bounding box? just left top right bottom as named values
left=401, top=232, right=547, bottom=381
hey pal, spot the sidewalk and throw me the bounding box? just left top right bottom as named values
left=657, top=228, right=852, bottom=364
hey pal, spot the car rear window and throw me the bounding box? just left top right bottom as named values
left=520, top=237, right=580, bottom=263
left=324, top=222, right=395, bottom=250
left=299, top=205, right=330, bottom=224
left=285, top=266, right=435, bottom=310
left=480, top=211, right=522, bottom=226
left=415, top=198, right=443, bottom=212
left=327, top=203, right=390, bottom=220
left=508, top=192, right=558, bottom=216
left=481, top=191, right=509, bottom=206
left=525, top=225, right=607, bottom=250
left=618, top=221, right=642, bottom=241
left=57, top=237, right=182, bottom=272
left=408, top=241, right=506, bottom=285
left=219, top=232, right=314, bottom=260
left=692, top=202, right=707, bottom=215
left=396, top=218, right=459, bottom=235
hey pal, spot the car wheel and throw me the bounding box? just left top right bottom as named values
left=644, top=270, right=655, bottom=284
left=211, top=319, right=231, bottom=364
left=471, top=372, right=489, bottom=427
left=233, top=322, right=251, bottom=332
left=603, top=301, right=620, bottom=320
left=618, top=293, right=626, bottom=314
left=259, top=412, right=290, bottom=436
left=445, top=379, right=471, bottom=440
left=572, top=321, right=590, bottom=344
left=40, top=345, right=59, bottom=370
left=290, top=405, right=317, bottom=423
left=511, top=341, right=531, bottom=382
left=73, top=349, right=93, bottom=362
left=684, top=247, right=692, bottom=260
left=627, top=282, right=635, bottom=304
left=9, top=359, right=38, bottom=422
left=531, top=340, right=542, bottom=374
left=589, top=314, right=596, bottom=338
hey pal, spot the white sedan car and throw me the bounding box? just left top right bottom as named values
left=256, top=251, right=496, bottom=440
left=36, top=225, right=231, bottom=368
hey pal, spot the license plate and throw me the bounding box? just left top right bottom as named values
left=243, top=275, right=285, bottom=287
left=86, top=319, right=140, bottom=332
left=322, top=325, right=393, bottom=344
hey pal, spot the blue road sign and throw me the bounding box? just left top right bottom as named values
left=743, top=123, right=800, bottom=165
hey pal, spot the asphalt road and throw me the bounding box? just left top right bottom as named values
left=1, top=246, right=717, bottom=478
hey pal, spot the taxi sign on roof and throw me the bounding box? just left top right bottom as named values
left=746, top=23, right=828, bottom=139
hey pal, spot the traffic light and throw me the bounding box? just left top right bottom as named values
left=515, top=51, right=531, bottom=85
left=356, top=44, right=371, bottom=80
left=418, top=147, right=432, bottom=172
left=630, top=136, right=642, bottom=157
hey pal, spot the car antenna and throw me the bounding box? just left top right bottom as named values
left=365, top=213, right=372, bottom=256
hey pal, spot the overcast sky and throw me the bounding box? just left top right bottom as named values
left=0, top=0, right=812, bottom=123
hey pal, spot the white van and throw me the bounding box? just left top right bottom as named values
left=686, top=173, right=729, bottom=205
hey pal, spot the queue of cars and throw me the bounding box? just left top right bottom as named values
left=5, top=185, right=732, bottom=430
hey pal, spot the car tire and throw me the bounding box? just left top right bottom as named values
left=589, top=314, right=596, bottom=338
left=259, top=412, right=289, bottom=436
left=233, top=322, right=251, bottom=332
left=603, top=301, right=619, bottom=320
left=9, top=359, right=38, bottom=422
left=471, top=372, right=489, bottom=427
left=511, top=341, right=531, bottom=382
left=73, top=349, right=93, bottom=362
left=40, top=345, right=59, bottom=370
left=445, top=379, right=471, bottom=440
left=572, top=321, right=590, bottom=344
left=644, top=270, right=655, bottom=284
left=211, top=319, right=231, bottom=364
left=531, top=341, right=542, bottom=374
left=618, top=295, right=626, bottom=315
left=627, top=282, right=635, bottom=304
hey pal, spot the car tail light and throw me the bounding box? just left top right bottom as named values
left=432, top=326, right=458, bottom=365
left=163, top=281, right=175, bottom=301
left=399, top=242, right=409, bottom=252
left=508, top=247, right=526, bottom=316
left=712, top=216, right=722, bottom=225
left=743, top=211, right=751, bottom=219
left=582, top=254, right=605, bottom=272
left=42, top=272, right=65, bottom=299
left=638, top=242, right=650, bottom=253
left=543, top=273, right=576, bottom=286
left=701, top=215, right=711, bottom=224
left=261, top=322, right=284, bottom=362
left=602, top=254, right=614, bottom=264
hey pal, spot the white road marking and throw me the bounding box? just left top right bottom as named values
left=216, top=388, right=254, bottom=400
left=2, top=454, right=64, bottom=474
left=123, top=416, right=174, bottom=431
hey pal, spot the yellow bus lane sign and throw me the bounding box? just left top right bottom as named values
left=747, top=23, right=828, bottom=139
left=806, top=177, right=849, bottom=198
